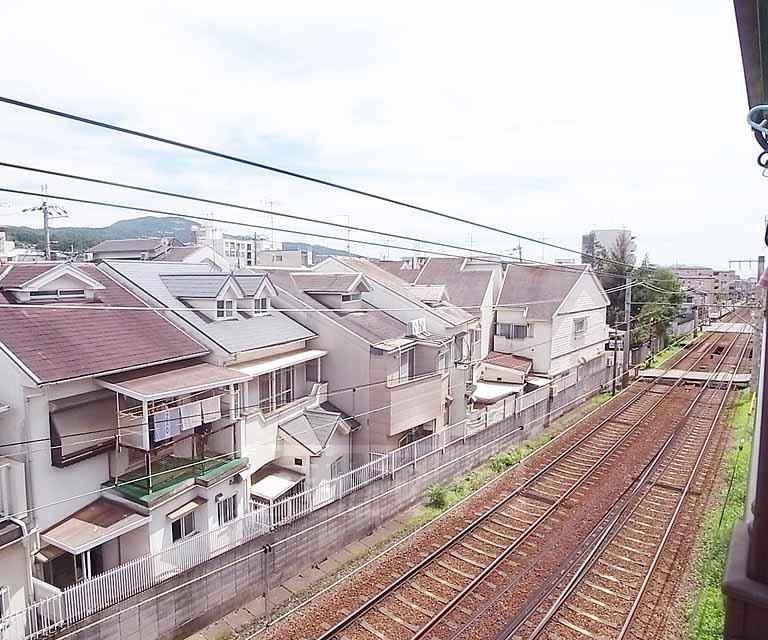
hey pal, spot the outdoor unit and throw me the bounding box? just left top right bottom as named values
left=406, top=318, right=427, bottom=337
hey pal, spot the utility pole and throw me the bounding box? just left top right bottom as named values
left=340, top=214, right=351, bottom=256
left=22, top=186, right=68, bottom=260
left=611, top=328, right=618, bottom=396
left=622, top=277, right=632, bottom=388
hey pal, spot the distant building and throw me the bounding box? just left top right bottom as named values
left=255, top=249, right=312, bottom=268
left=668, top=265, right=716, bottom=308
left=0, top=231, right=44, bottom=262
left=581, top=229, right=635, bottom=264
left=191, top=224, right=281, bottom=269
left=86, top=237, right=180, bottom=261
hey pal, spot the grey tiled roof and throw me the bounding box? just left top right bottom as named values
left=414, top=257, right=494, bottom=314
left=290, top=272, right=361, bottom=293
left=326, top=257, right=474, bottom=327
left=151, top=246, right=200, bottom=262
left=161, top=274, right=230, bottom=298
left=497, top=263, right=588, bottom=320
left=102, top=261, right=315, bottom=354
left=267, top=270, right=408, bottom=345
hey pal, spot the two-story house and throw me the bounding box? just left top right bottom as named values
left=100, top=261, right=357, bottom=512
left=264, top=270, right=454, bottom=459
left=492, top=263, right=610, bottom=384
left=312, top=257, right=477, bottom=426
left=0, top=262, right=254, bottom=592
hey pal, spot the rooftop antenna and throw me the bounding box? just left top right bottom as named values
left=339, top=214, right=351, bottom=255
left=22, top=185, right=68, bottom=260
left=263, top=199, right=281, bottom=245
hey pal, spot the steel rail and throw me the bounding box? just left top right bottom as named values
left=314, top=326, right=741, bottom=640
left=511, top=327, right=750, bottom=640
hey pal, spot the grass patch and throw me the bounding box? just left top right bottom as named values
left=647, top=332, right=698, bottom=369
left=685, top=389, right=755, bottom=640
left=399, top=391, right=613, bottom=531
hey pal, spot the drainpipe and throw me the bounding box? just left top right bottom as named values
left=23, top=391, right=44, bottom=532
left=2, top=516, right=36, bottom=606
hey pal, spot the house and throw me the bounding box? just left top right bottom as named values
left=150, top=244, right=230, bottom=270
left=312, top=257, right=479, bottom=426
left=265, top=269, right=454, bottom=458
left=411, top=257, right=503, bottom=362
left=255, top=249, right=312, bottom=268
left=493, top=263, right=610, bottom=382
left=86, top=237, right=180, bottom=261
left=100, top=261, right=356, bottom=512
left=0, top=262, right=255, bottom=591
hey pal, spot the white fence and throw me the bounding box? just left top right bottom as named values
left=554, top=372, right=577, bottom=394
left=2, top=381, right=560, bottom=640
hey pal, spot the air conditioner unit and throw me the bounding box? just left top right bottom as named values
left=406, top=318, right=427, bottom=337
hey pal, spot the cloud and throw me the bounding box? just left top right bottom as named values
left=0, top=0, right=763, bottom=272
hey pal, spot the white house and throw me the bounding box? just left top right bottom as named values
left=265, top=269, right=454, bottom=458
left=0, top=262, right=248, bottom=592
left=493, top=263, right=610, bottom=382
left=313, top=257, right=478, bottom=427
left=101, top=261, right=357, bottom=512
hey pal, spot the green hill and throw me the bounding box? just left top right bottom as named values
left=2, top=216, right=195, bottom=252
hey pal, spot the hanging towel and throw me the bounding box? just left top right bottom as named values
left=166, top=406, right=183, bottom=437
left=180, top=401, right=202, bottom=430
left=153, top=409, right=173, bottom=441
left=201, top=396, right=222, bottom=423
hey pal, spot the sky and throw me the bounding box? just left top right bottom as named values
left=0, top=1, right=764, bottom=274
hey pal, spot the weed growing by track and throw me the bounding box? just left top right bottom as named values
left=647, top=332, right=697, bottom=369
left=684, top=389, right=754, bottom=640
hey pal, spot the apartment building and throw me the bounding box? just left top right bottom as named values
left=101, top=261, right=356, bottom=511
left=492, top=263, right=610, bottom=383
left=313, top=257, right=478, bottom=427
left=669, top=265, right=716, bottom=309
left=266, top=270, right=454, bottom=458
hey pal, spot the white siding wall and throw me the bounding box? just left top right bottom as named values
left=479, top=283, right=494, bottom=359
left=494, top=309, right=551, bottom=374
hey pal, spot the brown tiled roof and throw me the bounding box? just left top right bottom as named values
left=483, top=351, right=533, bottom=373
left=0, top=263, right=207, bottom=383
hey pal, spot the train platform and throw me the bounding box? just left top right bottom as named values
left=704, top=322, right=754, bottom=333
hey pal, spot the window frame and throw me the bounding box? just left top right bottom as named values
left=29, top=289, right=86, bottom=301
left=399, top=348, right=416, bottom=382
left=254, top=297, right=269, bottom=314
left=171, top=510, right=196, bottom=542
left=216, top=299, right=236, bottom=320
left=217, top=495, right=238, bottom=526
left=573, top=317, right=587, bottom=338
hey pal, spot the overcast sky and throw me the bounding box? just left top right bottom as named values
left=0, top=1, right=764, bottom=273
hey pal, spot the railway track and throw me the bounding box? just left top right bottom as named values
left=493, top=327, right=751, bottom=640
left=311, top=323, right=751, bottom=640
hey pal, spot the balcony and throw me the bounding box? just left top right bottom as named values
left=107, top=450, right=247, bottom=507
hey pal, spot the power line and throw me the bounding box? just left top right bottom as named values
left=0, top=97, right=648, bottom=274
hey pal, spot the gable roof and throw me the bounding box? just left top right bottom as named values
left=322, top=257, right=474, bottom=327
left=290, top=272, right=367, bottom=294
left=267, top=270, right=410, bottom=347
left=279, top=405, right=351, bottom=455
left=497, top=263, right=589, bottom=321
left=161, top=274, right=236, bottom=298
left=15, top=262, right=105, bottom=291
left=414, top=257, right=494, bottom=314
left=0, top=263, right=207, bottom=384
left=483, top=351, right=533, bottom=374
left=151, top=246, right=201, bottom=262
left=88, top=238, right=166, bottom=253
left=101, top=261, right=315, bottom=354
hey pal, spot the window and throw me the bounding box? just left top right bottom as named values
left=29, top=289, right=86, bottom=301
left=574, top=318, right=587, bottom=338
left=217, top=495, right=238, bottom=526
left=0, top=585, right=8, bottom=619
left=257, top=366, right=295, bottom=414
left=216, top=299, right=235, bottom=320
left=171, top=511, right=196, bottom=542
left=255, top=297, right=269, bottom=314
left=497, top=323, right=532, bottom=340
left=399, top=348, right=415, bottom=381
left=341, top=293, right=361, bottom=302
left=273, top=255, right=283, bottom=263
left=294, top=457, right=303, bottom=466
left=306, top=358, right=321, bottom=383
left=438, top=348, right=451, bottom=374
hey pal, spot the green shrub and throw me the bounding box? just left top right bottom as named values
left=427, top=484, right=448, bottom=509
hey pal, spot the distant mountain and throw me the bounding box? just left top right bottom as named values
left=2, top=216, right=196, bottom=253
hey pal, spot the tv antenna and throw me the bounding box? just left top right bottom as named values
left=22, top=186, right=69, bottom=260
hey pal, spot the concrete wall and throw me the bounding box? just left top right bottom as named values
left=57, top=365, right=609, bottom=640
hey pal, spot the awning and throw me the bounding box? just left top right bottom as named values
left=526, top=376, right=551, bottom=388
left=97, top=361, right=250, bottom=401
left=167, top=498, right=205, bottom=521
left=250, top=466, right=305, bottom=502
left=42, top=498, right=149, bottom=555
left=472, top=381, right=524, bottom=405
left=230, top=349, right=327, bottom=377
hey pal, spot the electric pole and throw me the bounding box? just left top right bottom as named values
left=22, top=186, right=68, bottom=260
left=622, top=277, right=633, bottom=388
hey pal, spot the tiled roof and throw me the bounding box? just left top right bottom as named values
left=326, top=257, right=474, bottom=327
left=88, top=238, right=165, bottom=253
left=497, top=263, right=588, bottom=321
left=267, top=270, right=408, bottom=346
left=414, top=257, right=494, bottom=314
left=0, top=263, right=207, bottom=384
left=161, top=274, right=231, bottom=298
left=483, top=351, right=533, bottom=373
left=290, top=273, right=361, bottom=293
left=375, top=261, right=421, bottom=283
left=408, top=284, right=448, bottom=304
left=151, top=246, right=200, bottom=262
left=102, top=261, right=314, bottom=354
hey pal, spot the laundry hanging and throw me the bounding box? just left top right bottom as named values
left=180, top=401, right=203, bottom=430
left=201, top=395, right=222, bottom=423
